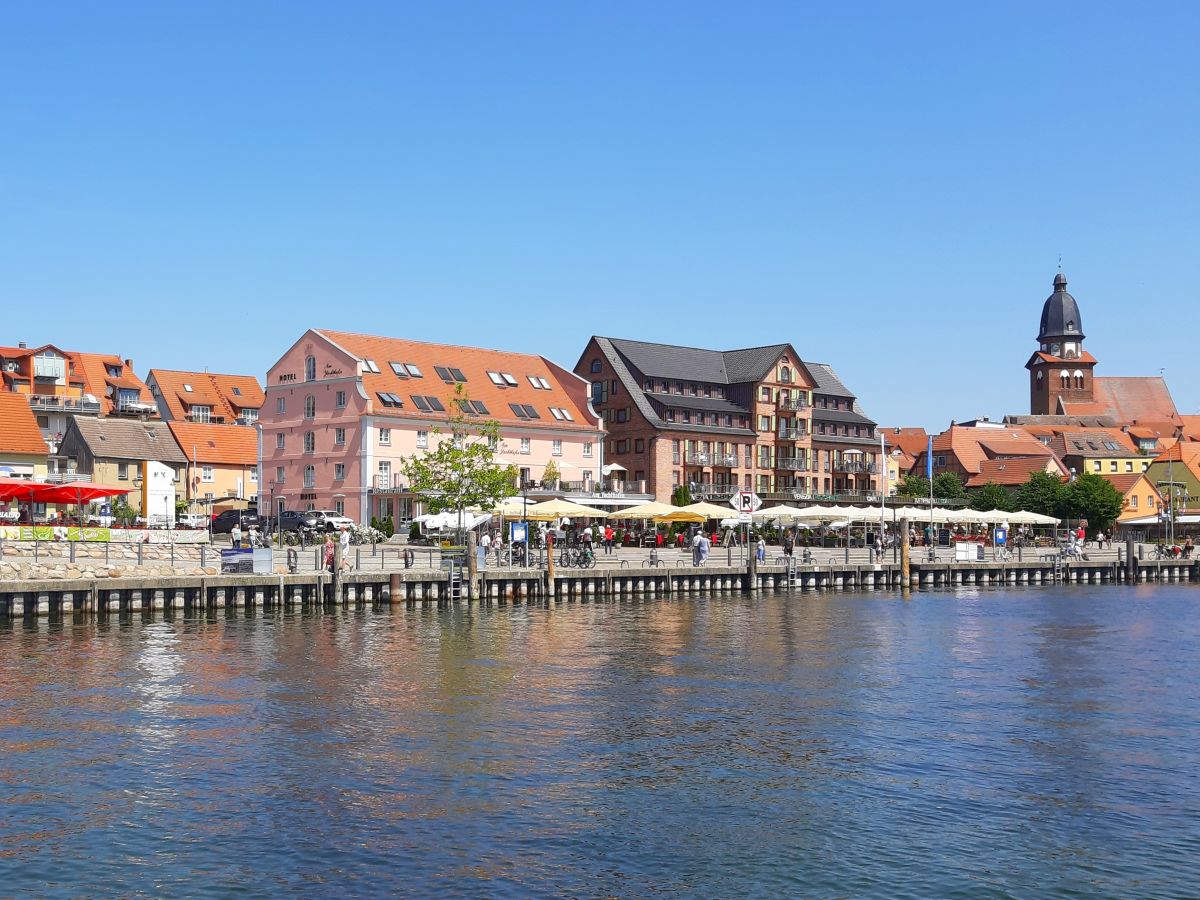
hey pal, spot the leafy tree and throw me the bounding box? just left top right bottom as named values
left=932, top=471, right=965, bottom=500
left=111, top=497, right=137, bottom=526
left=175, top=498, right=190, bottom=515
left=1063, top=472, right=1124, bottom=536
left=671, top=484, right=693, bottom=507
left=969, top=482, right=1013, bottom=511
left=542, top=459, right=560, bottom=485
left=1013, top=470, right=1068, bottom=518
left=897, top=474, right=929, bottom=498
left=399, top=385, right=518, bottom=530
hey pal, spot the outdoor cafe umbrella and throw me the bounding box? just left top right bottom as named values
left=679, top=501, right=738, bottom=520
left=493, top=496, right=532, bottom=517
left=1001, top=509, right=1060, bottom=525
left=523, top=499, right=608, bottom=521
left=652, top=508, right=706, bottom=523
left=751, top=504, right=821, bottom=522
left=606, top=501, right=676, bottom=519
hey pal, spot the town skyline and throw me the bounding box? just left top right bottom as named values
left=3, top=3, right=1198, bottom=429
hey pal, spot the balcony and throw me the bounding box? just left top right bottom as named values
left=27, top=394, right=102, bottom=415
left=32, top=357, right=66, bottom=380
left=44, top=472, right=92, bottom=484
left=777, top=426, right=807, bottom=441
left=519, top=479, right=650, bottom=499
left=776, top=458, right=808, bottom=471
left=777, top=396, right=809, bottom=411
left=833, top=460, right=877, bottom=474
left=689, top=452, right=739, bottom=467
left=372, top=474, right=408, bottom=492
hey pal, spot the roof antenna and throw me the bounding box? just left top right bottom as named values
left=1057, top=255, right=1062, bottom=273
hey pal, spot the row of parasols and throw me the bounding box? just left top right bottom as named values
left=487, top=497, right=1061, bottom=526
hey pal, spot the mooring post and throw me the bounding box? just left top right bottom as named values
left=748, top=547, right=759, bottom=595
left=1125, top=535, right=1136, bottom=585
left=546, top=533, right=556, bottom=600
left=331, top=540, right=342, bottom=603
left=466, top=531, right=479, bottom=600
left=900, top=517, right=911, bottom=598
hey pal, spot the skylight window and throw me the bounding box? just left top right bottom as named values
left=488, top=371, right=506, bottom=386
left=183, top=384, right=193, bottom=392
left=434, top=366, right=452, bottom=382
left=426, top=396, right=445, bottom=412
left=457, top=399, right=476, bottom=415
left=549, top=406, right=574, bottom=421
left=501, top=373, right=518, bottom=386
left=449, top=367, right=466, bottom=382
left=364, top=359, right=380, bottom=374
left=509, top=403, right=529, bottom=419
left=376, top=392, right=404, bottom=408
left=390, top=362, right=410, bottom=378
left=550, top=408, right=564, bottom=420
left=522, top=404, right=539, bottom=419
left=411, top=395, right=430, bottom=411
left=471, top=401, right=488, bottom=414
left=405, top=364, right=423, bottom=377
left=232, top=386, right=241, bottom=396
left=537, top=377, right=550, bottom=390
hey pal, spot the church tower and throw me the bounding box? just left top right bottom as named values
left=1026, top=272, right=1097, bottom=415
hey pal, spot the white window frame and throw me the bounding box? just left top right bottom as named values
left=334, top=427, right=346, bottom=445
left=379, top=428, right=391, bottom=446
left=201, top=465, right=214, bottom=483
left=520, top=438, right=530, bottom=454
left=416, top=430, right=428, bottom=449
left=276, top=397, right=285, bottom=414
left=583, top=442, right=592, bottom=458
left=335, top=391, right=346, bottom=408
left=552, top=440, right=562, bottom=456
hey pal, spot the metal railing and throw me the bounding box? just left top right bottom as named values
left=776, top=458, right=808, bottom=471
left=833, top=460, right=877, bottom=474
left=44, top=473, right=92, bottom=484
left=690, top=482, right=736, bottom=499
left=684, top=451, right=711, bottom=465
left=777, top=426, right=807, bottom=440
left=777, top=396, right=809, bottom=411
left=27, top=395, right=102, bottom=414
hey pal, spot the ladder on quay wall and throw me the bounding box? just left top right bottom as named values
left=446, top=560, right=464, bottom=600
left=785, top=557, right=798, bottom=590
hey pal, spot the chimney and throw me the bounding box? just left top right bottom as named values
left=124, top=358, right=134, bottom=372
left=18, top=341, right=26, bottom=349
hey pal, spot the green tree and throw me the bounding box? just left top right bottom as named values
left=1013, top=470, right=1068, bottom=518
left=897, top=474, right=929, bottom=498
left=542, top=458, right=560, bottom=486
left=671, top=484, right=693, bottom=507
left=175, top=497, right=190, bottom=516
left=932, top=471, right=965, bottom=500
left=969, top=481, right=1013, bottom=511
left=399, top=385, right=518, bottom=530
left=111, top=497, right=137, bottom=526
left=1063, top=472, right=1124, bottom=536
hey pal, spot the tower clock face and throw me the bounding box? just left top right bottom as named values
left=1051, top=343, right=1061, bottom=356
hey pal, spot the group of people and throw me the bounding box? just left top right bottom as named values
left=229, top=522, right=270, bottom=549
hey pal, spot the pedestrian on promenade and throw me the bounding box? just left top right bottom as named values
left=698, top=533, right=710, bottom=566
left=231, top=522, right=243, bottom=549
left=338, top=525, right=351, bottom=567
left=323, top=535, right=336, bottom=572
left=782, top=530, right=794, bottom=558
left=691, top=530, right=702, bottom=566
left=603, top=525, right=614, bottom=555
left=481, top=531, right=492, bottom=552
left=756, top=537, right=766, bottom=563
left=582, top=527, right=593, bottom=553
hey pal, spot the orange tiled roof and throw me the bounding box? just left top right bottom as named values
left=167, top=421, right=259, bottom=466
left=1099, top=472, right=1151, bottom=495
left=149, top=369, right=264, bottom=422
left=72, top=352, right=154, bottom=414
left=0, top=392, right=50, bottom=455
left=967, top=455, right=1063, bottom=487
left=882, top=427, right=929, bottom=456
left=1060, top=376, right=1180, bottom=426
left=317, top=330, right=597, bottom=430
left=927, top=425, right=1056, bottom=474
left=1179, top=415, right=1200, bottom=442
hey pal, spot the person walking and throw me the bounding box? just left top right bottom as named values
left=691, top=530, right=702, bottom=566
left=698, top=533, right=710, bottom=566
left=231, top=521, right=243, bottom=549
left=323, top=535, right=336, bottom=572
left=756, top=537, right=766, bottom=563
left=603, top=525, right=614, bottom=555
left=782, top=530, right=794, bottom=558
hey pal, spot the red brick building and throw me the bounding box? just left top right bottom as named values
left=574, top=337, right=881, bottom=504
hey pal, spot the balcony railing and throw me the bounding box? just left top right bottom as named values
left=684, top=451, right=710, bottom=466
left=777, top=426, right=807, bottom=440
left=776, top=458, right=808, bottom=471
left=44, top=472, right=92, bottom=484
left=833, top=460, right=877, bottom=474
left=27, top=394, right=102, bottom=414
left=373, top=474, right=407, bottom=492
left=777, top=396, right=809, bottom=411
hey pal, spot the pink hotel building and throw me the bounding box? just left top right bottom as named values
left=260, top=329, right=607, bottom=524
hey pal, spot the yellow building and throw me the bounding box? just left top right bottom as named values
left=0, top=392, right=50, bottom=482
left=1102, top=473, right=1163, bottom=523
left=168, top=421, right=259, bottom=512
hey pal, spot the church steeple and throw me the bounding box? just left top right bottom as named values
left=1027, top=271, right=1096, bottom=415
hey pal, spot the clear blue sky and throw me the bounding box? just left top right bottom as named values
left=2, top=2, right=1197, bottom=429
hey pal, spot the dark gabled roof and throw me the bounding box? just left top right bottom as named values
left=812, top=406, right=876, bottom=427
left=650, top=395, right=748, bottom=415
left=602, top=337, right=790, bottom=385
left=69, top=417, right=188, bottom=464
left=805, top=362, right=856, bottom=398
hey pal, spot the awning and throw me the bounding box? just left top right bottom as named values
left=602, top=463, right=627, bottom=475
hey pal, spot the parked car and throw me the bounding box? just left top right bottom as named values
left=211, top=509, right=261, bottom=534
left=309, top=510, right=355, bottom=532
left=277, top=510, right=321, bottom=533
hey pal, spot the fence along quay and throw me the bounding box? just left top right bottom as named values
left=0, top=545, right=1196, bottom=616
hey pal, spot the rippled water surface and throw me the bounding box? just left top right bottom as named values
left=2, top=586, right=1199, bottom=897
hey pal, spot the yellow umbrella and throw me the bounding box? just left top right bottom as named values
left=606, top=501, right=677, bottom=519
left=493, top=496, right=532, bottom=516
left=680, top=501, right=738, bottom=519
left=653, top=509, right=706, bottom=523
left=522, top=498, right=607, bottom=520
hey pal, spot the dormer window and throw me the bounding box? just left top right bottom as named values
left=1066, top=320, right=1075, bottom=332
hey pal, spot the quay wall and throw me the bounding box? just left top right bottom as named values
left=0, top=558, right=1197, bottom=617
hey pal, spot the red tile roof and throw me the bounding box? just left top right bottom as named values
left=0, top=392, right=50, bottom=455
left=1060, top=376, right=1180, bottom=427
left=925, top=425, right=1057, bottom=476
left=167, top=422, right=259, bottom=466
left=0, top=345, right=152, bottom=415
left=1099, top=473, right=1148, bottom=495
left=967, top=456, right=1064, bottom=487
left=149, top=369, right=264, bottom=422
left=317, top=330, right=597, bottom=430
left=882, top=427, right=929, bottom=456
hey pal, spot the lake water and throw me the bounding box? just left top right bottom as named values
left=1, top=587, right=1198, bottom=898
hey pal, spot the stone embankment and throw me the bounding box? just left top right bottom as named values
left=0, top=542, right=221, bottom=581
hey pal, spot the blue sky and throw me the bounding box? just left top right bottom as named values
left=1, top=2, right=1197, bottom=429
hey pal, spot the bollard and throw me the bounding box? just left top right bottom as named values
left=35, top=540, right=39, bottom=564
left=201, top=545, right=207, bottom=569
left=356, top=547, right=361, bottom=569
left=70, top=541, right=76, bottom=563
left=899, top=517, right=911, bottom=598
left=171, top=543, right=175, bottom=566
left=137, top=542, right=144, bottom=566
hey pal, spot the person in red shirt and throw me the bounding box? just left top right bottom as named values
left=603, top=525, right=615, bottom=555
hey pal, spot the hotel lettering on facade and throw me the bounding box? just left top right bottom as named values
left=260, top=330, right=604, bottom=524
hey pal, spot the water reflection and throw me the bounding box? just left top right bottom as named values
left=0, top=588, right=1198, bottom=896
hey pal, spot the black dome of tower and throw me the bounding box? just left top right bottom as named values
left=1038, top=272, right=1084, bottom=342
